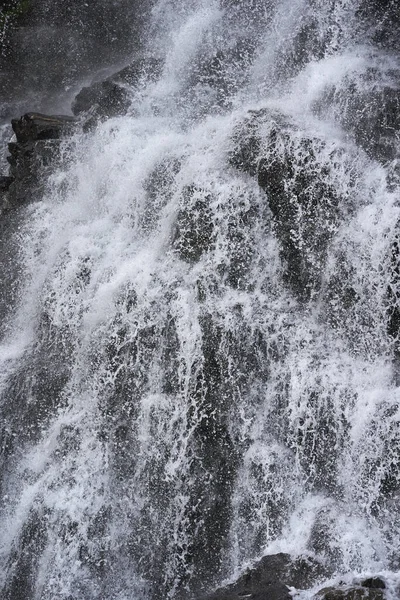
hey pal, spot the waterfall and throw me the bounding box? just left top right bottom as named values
left=1, top=0, right=400, bottom=598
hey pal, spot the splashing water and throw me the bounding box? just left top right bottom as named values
left=1, top=0, right=400, bottom=598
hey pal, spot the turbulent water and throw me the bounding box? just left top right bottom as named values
left=1, top=0, right=400, bottom=598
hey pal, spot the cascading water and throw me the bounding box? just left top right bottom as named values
left=1, top=0, right=400, bottom=598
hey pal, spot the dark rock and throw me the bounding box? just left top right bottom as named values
left=142, top=158, right=181, bottom=232
left=257, top=129, right=340, bottom=300
left=0, top=175, right=14, bottom=192
left=0, top=175, right=15, bottom=213
left=4, top=112, right=77, bottom=207
left=201, top=553, right=330, bottom=600
left=173, top=186, right=214, bottom=263
left=230, top=109, right=342, bottom=300
left=387, top=229, right=400, bottom=364
left=7, top=138, right=61, bottom=205
left=178, top=314, right=240, bottom=593
left=274, top=15, right=327, bottom=81
left=72, top=79, right=131, bottom=122
left=356, top=0, right=400, bottom=53
left=360, top=578, right=386, bottom=590
left=235, top=553, right=329, bottom=591
left=315, top=586, right=385, bottom=600
left=2, top=509, right=48, bottom=600
left=72, top=56, right=163, bottom=123
left=11, top=112, right=77, bottom=143
left=0, top=204, right=25, bottom=333
left=8, top=139, right=60, bottom=176
left=314, top=80, right=400, bottom=163
left=188, top=41, right=256, bottom=112
left=204, top=581, right=291, bottom=600
left=228, top=109, right=273, bottom=176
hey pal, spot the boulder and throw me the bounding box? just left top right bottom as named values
left=204, top=581, right=291, bottom=600
left=360, top=578, right=386, bottom=590
left=315, top=585, right=385, bottom=600
left=11, top=112, right=77, bottom=143
left=6, top=112, right=77, bottom=207
left=7, top=138, right=61, bottom=205
left=72, top=79, right=131, bottom=122
left=72, top=56, right=163, bottom=124
left=200, top=553, right=330, bottom=600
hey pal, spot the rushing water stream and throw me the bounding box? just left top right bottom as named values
left=1, top=0, right=400, bottom=598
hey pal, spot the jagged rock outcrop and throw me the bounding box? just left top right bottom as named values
left=1, top=56, right=164, bottom=210
left=361, top=578, right=386, bottom=590
left=229, top=109, right=342, bottom=300
left=315, top=585, right=385, bottom=600
left=200, top=553, right=330, bottom=600
left=72, top=57, right=163, bottom=126
left=11, top=112, right=76, bottom=143
left=3, top=112, right=77, bottom=209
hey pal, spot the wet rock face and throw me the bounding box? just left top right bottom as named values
left=315, top=586, right=385, bottom=600
left=314, top=78, right=400, bottom=164
left=5, top=112, right=77, bottom=206
left=11, top=112, right=77, bottom=143
left=228, top=109, right=265, bottom=176
left=3, top=510, right=48, bottom=600
left=357, top=0, right=400, bottom=52
left=187, top=41, right=256, bottom=113
left=72, top=57, right=163, bottom=126
left=361, top=578, right=386, bottom=590
left=199, top=554, right=388, bottom=600
left=258, top=135, right=340, bottom=300
left=387, top=231, right=400, bottom=355
left=73, top=79, right=132, bottom=124
left=345, top=86, right=400, bottom=162
left=314, top=577, right=387, bottom=600
left=200, top=553, right=330, bottom=600
left=0, top=175, right=14, bottom=211
left=205, top=582, right=291, bottom=600
left=0, top=0, right=150, bottom=117
left=230, top=110, right=342, bottom=300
